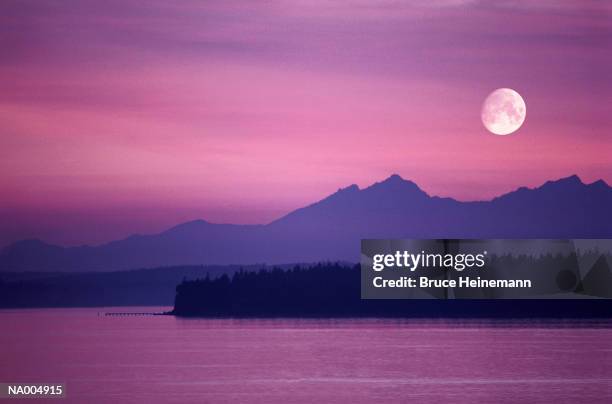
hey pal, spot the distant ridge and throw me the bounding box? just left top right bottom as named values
left=1, top=174, right=611, bottom=272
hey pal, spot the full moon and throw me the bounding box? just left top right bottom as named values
left=481, top=88, right=526, bottom=135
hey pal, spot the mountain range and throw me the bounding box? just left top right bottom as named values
left=1, top=174, right=611, bottom=272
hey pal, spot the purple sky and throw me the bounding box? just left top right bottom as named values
left=1, top=0, right=611, bottom=247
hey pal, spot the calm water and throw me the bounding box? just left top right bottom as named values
left=1, top=308, right=612, bottom=403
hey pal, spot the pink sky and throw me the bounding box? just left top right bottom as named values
left=1, top=0, right=611, bottom=247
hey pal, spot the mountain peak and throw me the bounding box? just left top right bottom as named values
left=338, top=184, right=360, bottom=193
left=494, top=174, right=611, bottom=204
left=555, top=174, right=583, bottom=185
left=590, top=179, right=609, bottom=188
left=536, top=175, right=584, bottom=192
left=366, top=174, right=428, bottom=197
left=386, top=173, right=404, bottom=182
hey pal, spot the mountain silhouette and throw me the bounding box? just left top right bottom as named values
left=1, top=174, right=611, bottom=272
